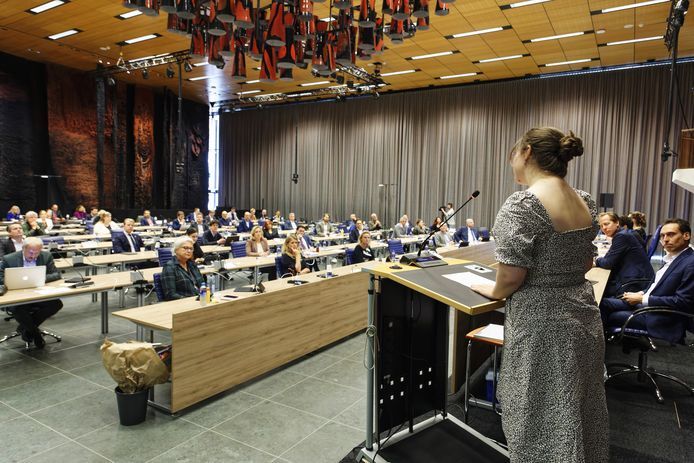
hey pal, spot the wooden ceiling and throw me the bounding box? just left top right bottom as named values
left=1, top=0, right=692, bottom=105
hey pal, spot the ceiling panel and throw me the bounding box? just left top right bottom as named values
left=0, top=0, right=689, bottom=106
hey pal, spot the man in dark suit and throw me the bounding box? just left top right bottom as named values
left=112, top=219, right=145, bottom=253
left=296, top=225, right=319, bottom=272
left=600, top=219, right=694, bottom=343
left=204, top=209, right=216, bottom=225
left=454, top=218, right=479, bottom=243
left=193, top=212, right=208, bottom=236
left=203, top=220, right=226, bottom=245
left=349, top=219, right=365, bottom=243
left=0, top=223, right=24, bottom=258
left=284, top=212, right=298, bottom=231
left=0, top=237, right=63, bottom=348
left=237, top=212, right=254, bottom=233
left=140, top=210, right=155, bottom=226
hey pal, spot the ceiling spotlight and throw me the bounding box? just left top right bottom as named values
left=142, top=68, right=149, bottom=79
left=107, top=76, right=116, bottom=86
left=184, top=60, right=193, bottom=72
left=166, top=65, right=175, bottom=78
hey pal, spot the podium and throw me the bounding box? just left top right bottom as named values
left=358, top=258, right=509, bottom=463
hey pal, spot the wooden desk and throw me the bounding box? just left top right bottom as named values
left=113, top=262, right=374, bottom=412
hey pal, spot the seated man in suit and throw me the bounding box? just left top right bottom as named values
left=50, top=204, right=65, bottom=223
left=89, top=207, right=100, bottom=224
left=349, top=219, right=366, bottom=243
left=345, top=213, right=358, bottom=230
left=285, top=212, right=298, bottom=231
left=0, top=237, right=63, bottom=348
left=192, top=212, right=208, bottom=236
left=237, top=211, right=254, bottom=233
left=315, top=213, right=334, bottom=237
left=22, top=211, right=46, bottom=237
left=229, top=207, right=240, bottom=224
left=204, top=209, right=216, bottom=225
left=140, top=210, right=155, bottom=226
left=203, top=220, right=226, bottom=245
left=454, top=218, right=479, bottom=244
left=172, top=210, right=187, bottom=230
left=595, top=212, right=654, bottom=299
left=296, top=225, right=319, bottom=272
left=392, top=215, right=409, bottom=238
left=218, top=210, right=231, bottom=227
left=434, top=223, right=453, bottom=247
left=186, top=207, right=201, bottom=223
left=112, top=219, right=145, bottom=253
left=599, top=219, right=694, bottom=343
left=1, top=223, right=24, bottom=258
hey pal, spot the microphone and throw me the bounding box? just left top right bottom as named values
left=65, top=261, right=94, bottom=287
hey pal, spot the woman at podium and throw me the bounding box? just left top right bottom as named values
left=472, top=127, right=608, bottom=463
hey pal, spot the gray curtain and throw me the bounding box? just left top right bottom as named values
left=220, top=62, right=694, bottom=231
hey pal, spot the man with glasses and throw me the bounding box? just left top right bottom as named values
left=0, top=237, right=63, bottom=348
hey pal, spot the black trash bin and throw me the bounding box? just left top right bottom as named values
left=115, top=387, right=150, bottom=426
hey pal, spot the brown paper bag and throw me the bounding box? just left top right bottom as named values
left=100, top=339, right=170, bottom=393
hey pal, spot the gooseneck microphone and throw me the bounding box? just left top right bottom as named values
left=417, top=190, right=480, bottom=257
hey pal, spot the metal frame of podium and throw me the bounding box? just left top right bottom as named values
left=357, top=259, right=509, bottom=463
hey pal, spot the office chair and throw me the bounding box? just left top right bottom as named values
left=387, top=239, right=404, bottom=257
left=274, top=256, right=286, bottom=278
left=157, top=248, right=173, bottom=266
left=344, top=248, right=354, bottom=265
left=152, top=273, right=165, bottom=302
left=647, top=224, right=663, bottom=262
left=1, top=308, right=62, bottom=349
left=605, top=307, right=694, bottom=403
left=478, top=227, right=490, bottom=241
left=230, top=241, right=247, bottom=258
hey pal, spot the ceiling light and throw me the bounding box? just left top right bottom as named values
left=189, top=75, right=215, bottom=81
left=193, top=62, right=208, bottom=67
left=184, top=61, right=193, bottom=72
left=299, top=80, right=331, bottom=86
left=260, top=93, right=282, bottom=97
left=166, top=65, right=175, bottom=78
left=120, top=33, right=160, bottom=45
left=450, top=27, right=505, bottom=39
left=380, top=69, right=417, bottom=76
left=28, top=0, right=68, bottom=14
left=287, top=92, right=313, bottom=97
left=245, top=79, right=261, bottom=84
left=439, top=72, right=479, bottom=79
left=502, top=0, right=550, bottom=8
left=529, top=31, right=587, bottom=42
left=117, top=10, right=143, bottom=19
left=238, top=90, right=261, bottom=95
left=595, top=0, right=668, bottom=14
left=141, top=68, right=149, bottom=79
left=604, top=35, right=663, bottom=46
left=47, top=29, right=80, bottom=40
left=544, top=58, right=593, bottom=67
left=477, top=54, right=524, bottom=63
left=409, top=51, right=454, bottom=60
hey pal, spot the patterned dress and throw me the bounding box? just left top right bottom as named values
left=493, top=190, right=609, bottom=463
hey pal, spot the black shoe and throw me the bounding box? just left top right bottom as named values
left=33, top=331, right=45, bottom=349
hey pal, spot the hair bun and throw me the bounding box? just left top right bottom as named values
left=558, top=131, right=584, bottom=162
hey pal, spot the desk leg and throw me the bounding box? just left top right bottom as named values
left=365, top=274, right=376, bottom=451
left=100, top=291, right=109, bottom=334
left=464, top=339, right=472, bottom=423
left=89, top=267, right=97, bottom=303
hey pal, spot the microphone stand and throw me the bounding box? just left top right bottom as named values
left=417, top=191, right=480, bottom=257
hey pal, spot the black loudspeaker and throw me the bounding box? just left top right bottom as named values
left=599, top=193, right=614, bottom=209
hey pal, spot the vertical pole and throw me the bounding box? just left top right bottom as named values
left=365, top=274, right=376, bottom=450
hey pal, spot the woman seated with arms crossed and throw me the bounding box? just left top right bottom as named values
left=280, top=235, right=311, bottom=276
left=412, top=218, right=428, bottom=235
left=247, top=225, right=276, bottom=280
left=160, top=236, right=205, bottom=300
left=595, top=212, right=654, bottom=298
left=352, top=232, right=375, bottom=264
left=262, top=220, right=279, bottom=240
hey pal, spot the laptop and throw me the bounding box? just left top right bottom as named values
left=4, top=266, right=47, bottom=290
left=223, top=235, right=240, bottom=245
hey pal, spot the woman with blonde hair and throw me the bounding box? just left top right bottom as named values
left=280, top=235, right=311, bottom=276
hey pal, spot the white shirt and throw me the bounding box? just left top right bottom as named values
left=125, top=233, right=136, bottom=252
left=467, top=227, right=476, bottom=243
left=197, top=224, right=205, bottom=235
left=642, top=248, right=686, bottom=305
left=11, top=238, right=22, bottom=252
left=93, top=222, right=111, bottom=237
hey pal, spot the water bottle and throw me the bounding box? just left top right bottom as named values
left=326, top=261, right=333, bottom=278
left=390, top=251, right=396, bottom=262
left=276, top=246, right=281, bottom=257
left=207, top=275, right=216, bottom=299
left=199, top=283, right=207, bottom=306
left=155, top=240, right=161, bottom=249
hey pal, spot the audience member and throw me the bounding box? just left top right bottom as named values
left=434, top=223, right=452, bottom=247
left=160, top=237, right=205, bottom=300
left=218, top=210, right=231, bottom=226
left=316, top=213, right=334, bottom=236
left=249, top=208, right=257, bottom=221
left=72, top=204, right=87, bottom=220
left=193, top=212, right=208, bottom=236
left=229, top=207, right=240, bottom=223
left=50, top=204, right=64, bottom=223
left=595, top=212, right=654, bottom=299
left=202, top=220, right=226, bottom=245
left=172, top=211, right=187, bottom=230
left=262, top=220, right=279, bottom=240
left=285, top=212, right=298, bottom=231
left=272, top=210, right=283, bottom=223
left=412, top=219, right=428, bottom=235
left=89, top=207, right=100, bottom=224
left=280, top=235, right=311, bottom=276
left=140, top=210, right=155, bottom=226
left=0, top=223, right=24, bottom=257
left=38, top=210, right=53, bottom=231
left=184, top=227, right=205, bottom=261
left=22, top=211, right=45, bottom=237
left=599, top=218, right=694, bottom=342
left=629, top=211, right=648, bottom=243
left=369, top=213, right=382, bottom=231
left=454, top=218, right=479, bottom=243
left=296, top=225, right=319, bottom=271
left=345, top=213, right=357, bottom=229
left=204, top=209, right=216, bottom=224
left=93, top=211, right=115, bottom=237
left=0, top=237, right=63, bottom=348
left=352, top=232, right=374, bottom=264
left=247, top=226, right=276, bottom=280
left=112, top=218, right=144, bottom=253
left=431, top=216, right=442, bottom=230
left=443, top=202, right=455, bottom=229
left=349, top=219, right=365, bottom=243
left=6, top=205, right=21, bottom=221
left=237, top=212, right=254, bottom=233
left=393, top=215, right=409, bottom=238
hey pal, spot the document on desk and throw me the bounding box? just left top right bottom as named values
left=442, top=271, right=495, bottom=288
left=35, top=287, right=67, bottom=295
